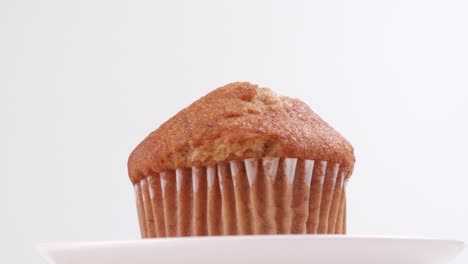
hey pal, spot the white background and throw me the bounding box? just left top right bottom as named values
left=1, top=0, right=468, bottom=263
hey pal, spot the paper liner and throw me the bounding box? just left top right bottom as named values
left=134, top=158, right=348, bottom=238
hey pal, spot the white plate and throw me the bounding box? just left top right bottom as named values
left=37, top=235, right=464, bottom=264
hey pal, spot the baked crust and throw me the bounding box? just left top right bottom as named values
left=128, top=82, right=355, bottom=183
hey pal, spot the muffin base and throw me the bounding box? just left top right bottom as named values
left=134, top=158, right=348, bottom=238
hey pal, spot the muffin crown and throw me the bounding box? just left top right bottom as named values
left=128, top=82, right=355, bottom=183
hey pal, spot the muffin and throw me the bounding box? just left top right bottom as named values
left=128, top=82, right=355, bottom=238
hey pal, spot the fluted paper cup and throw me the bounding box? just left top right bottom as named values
left=134, top=157, right=348, bottom=238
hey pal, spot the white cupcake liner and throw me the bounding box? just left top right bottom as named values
left=134, top=158, right=348, bottom=238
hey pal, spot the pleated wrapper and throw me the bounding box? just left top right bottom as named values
left=134, top=157, right=348, bottom=238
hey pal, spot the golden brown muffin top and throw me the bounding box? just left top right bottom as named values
left=128, top=82, right=355, bottom=183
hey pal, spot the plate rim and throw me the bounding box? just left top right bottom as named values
left=36, top=235, right=465, bottom=264
left=36, top=234, right=465, bottom=251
